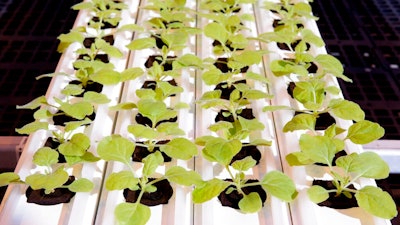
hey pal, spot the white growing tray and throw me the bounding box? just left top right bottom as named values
left=193, top=2, right=292, bottom=225
left=254, top=1, right=393, bottom=225
left=94, top=0, right=197, bottom=224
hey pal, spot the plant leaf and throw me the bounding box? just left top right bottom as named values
left=329, top=99, right=364, bottom=121
left=142, top=151, right=164, bottom=177
left=307, top=185, right=329, bottom=203
left=128, top=124, right=158, bottom=140
left=202, top=138, right=242, bottom=166
left=68, top=178, right=94, bottom=192
left=204, top=22, right=228, bottom=44
left=261, top=171, right=297, bottom=202
left=286, top=152, right=313, bottom=166
left=165, top=166, right=204, bottom=186
left=0, top=172, right=20, bottom=187
left=15, top=121, right=48, bottom=134
left=115, top=203, right=150, bottom=225
left=126, top=38, right=156, bottom=50
left=156, top=122, right=185, bottom=136
left=64, top=118, right=92, bottom=132
left=59, top=101, right=93, bottom=120
left=91, top=68, right=121, bottom=85
left=32, top=147, right=59, bottom=166
left=355, top=186, right=398, bottom=219
left=192, top=178, right=230, bottom=203
left=231, top=156, right=257, bottom=171
left=17, top=95, right=42, bottom=108
left=283, top=113, right=316, bottom=132
left=346, top=152, right=389, bottom=179
left=238, top=192, right=262, bottom=213
left=346, top=120, right=385, bottom=144
left=59, top=133, right=90, bottom=157
left=159, top=138, right=198, bottom=160
left=121, top=67, right=144, bottom=81
left=299, top=134, right=336, bottom=166
left=25, top=167, right=69, bottom=193
left=106, top=171, right=138, bottom=190
left=97, top=135, right=135, bottom=163
left=83, top=91, right=110, bottom=104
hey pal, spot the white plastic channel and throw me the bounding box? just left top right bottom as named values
left=0, top=1, right=139, bottom=225
left=254, top=1, right=393, bottom=225
left=94, top=0, right=197, bottom=224
left=193, top=2, right=292, bottom=225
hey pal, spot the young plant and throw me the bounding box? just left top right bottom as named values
left=200, top=0, right=256, bottom=14
left=291, top=132, right=397, bottom=219
left=71, top=0, right=127, bottom=30
left=263, top=0, right=317, bottom=32
left=96, top=135, right=202, bottom=225
left=193, top=137, right=297, bottom=213
left=0, top=147, right=94, bottom=199
left=111, top=98, right=196, bottom=161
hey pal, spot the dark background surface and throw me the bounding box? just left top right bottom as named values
left=0, top=0, right=398, bottom=222
left=0, top=0, right=80, bottom=135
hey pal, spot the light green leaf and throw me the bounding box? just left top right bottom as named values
left=204, top=22, right=228, bottom=44
left=64, top=118, right=92, bottom=132
left=83, top=91, right=111, bottom=104
left=156, top=122, right=185, bottom=136
left=105, top=171, right=138, bottom=190
left=249, top=139, right=272, bottom=146
left=202, top=138, right=242, bottom=165
left=245, top=71, right=269, bottom=83
left=71, top=2, right=93, bottom=10
left=261, top=171, right=297, bottom=202
left=121, top=67, right=144, bottom=81
left=283, top=113, right=316, bottom=132
left=68, top=178, right=94, bottom=192
left=232, top=50, right=263, bottom=66
left=201, top=69, right=224, bottom=86
left=299, top=134, right=336, bottom=166
left=127, top=124, right=158, bottom=140
left=176, top=54, right=203, bottom=68
left=329, top=99, right=364, bottom=121
left=109, top=102, right=137, bottom=110
left=159, top=138, right=198, bottom=160
left=15, top=121, right=49, bottom=134
left=97, top=135, right=135, bottom=163
left=90, top=68, right=121, bottom=85
left=32, top=147, right=59, bottom=166
left=142, top=151, right=163, bottom=177
left=59, top=133, right=90, bottom=157
left=0, top=172, right=20, bottom=187
left=192, top=178, right=230, bottom=203
left=286, top=152, right=313, bottom=166
left=16, top=96, right=47, bottom=110
left=59, top=101, right=93, bottom=120
left=126, top=38, right=156, bottom=50
left=33, top=108, right=52, bottom=120
left=346, top=120, right=385, bottom=144
left=231, top=156, right=257, bottom=171
left=238, top=117, right=265, bottom=132
left=307, top=185, right=329, bottom=203
left=238, top=192, right=262, bottom=213
left=356, top=186, right=398, bottom=219
left=165, top=166, right=204, bottom=186
left=25, top=167, right=69, bottom=193
left=115, top=203, right=150, bottom=225
left=262, top=105, right=292, bottom=112
left=346, top=152, right=389, bottom=179
left=315, top=54, right=352, bottom=82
